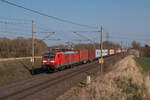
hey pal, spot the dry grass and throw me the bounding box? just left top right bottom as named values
left=57, top=56, right=148, bottom=100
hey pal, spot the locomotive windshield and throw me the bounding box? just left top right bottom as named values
left=43, top=53, right=55, bottom=58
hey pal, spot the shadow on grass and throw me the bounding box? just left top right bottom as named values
left=30, top=67, right=47, bottom=75
left=16, top=60, right=47, bottom=75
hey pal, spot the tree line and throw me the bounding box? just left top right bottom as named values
left=49, top=41, right=121, bottom=50
left=131, top=40, right=150, bottom=57
left=0, top=37, right=47, bottom=58
left=1, top=37, right=149, bottom=58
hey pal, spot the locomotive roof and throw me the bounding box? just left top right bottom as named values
left=61, top=51, right=76, bottom=54
left=44, top=51, right=76, bottom=55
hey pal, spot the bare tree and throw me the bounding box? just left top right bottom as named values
left=131, top=40, right=141, bottom=49
left=0, top=37, right=47, bottom=58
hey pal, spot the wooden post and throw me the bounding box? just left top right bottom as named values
left=31, top=20, right=34, bottom=75
left=99, top=25, right=103, bottom=73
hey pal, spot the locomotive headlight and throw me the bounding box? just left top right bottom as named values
left=50, top=60, right=55, bottom=64
left=50, top=60, right=54, bottom=63
left=43, top=60, right=47, bottom=63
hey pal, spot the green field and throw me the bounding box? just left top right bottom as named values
left=0, top=58, right=42, bottom=85
left=135, top=57, right=150, bottom=75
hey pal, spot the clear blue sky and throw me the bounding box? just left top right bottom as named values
left=0, top=0, right=150, bottom=46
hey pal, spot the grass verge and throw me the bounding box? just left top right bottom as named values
left=135, top=57, right=150, bottom=75
left=0, top=58, right=42, bottom=85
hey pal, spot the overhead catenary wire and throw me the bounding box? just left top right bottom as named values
left=41, top=38, right=61, bottom=41
left=34, top=32, right=55, bottom=34
left=102, top=28, right=150, bottom=45
left=34, top=23, right=54, bottom=32
left=0, top=32, right=32, bottom=38
left=0, top=30, right=32, bottom=35
left=109, top=36, right=150, bottom=42
left=0, top=20, right=100, bottom=40
left=102, top=27, right=150, bottom=39
left=35, top=30, right=100, bottom=34
left=0, top=19, right=100, bottom=34
left=0, top=20, right=30, bottom=25
left=72, top=30, right=99, bottom=33
left=108, top=36, right=150, bottom=45
left=0, top=20, right=149, bottom=44
left=0, top=0, right=98, bottom=29
left=0, top=19, right=56, bottom=36
left=0, top=20, right=33, bottom=33
left=0, top=24, right=31, bottom=32
left=1, top=19, right=148, bottom=45
left=36, top=32, right=56, bottom=40
left=0, top=16, right=32, bottom=22
left=73, top=32, right=95, bottom=43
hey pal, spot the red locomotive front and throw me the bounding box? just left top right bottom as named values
left=42, top=51, right=79, bottom=71
left=42, top=52, right=57, bottom=70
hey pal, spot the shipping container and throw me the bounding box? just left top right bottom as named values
left=96, top=49, right=100, bottom=58
left=118, top=49, right=121, bottom=53
left=96, top=49, right=108, bottom=57
left=78, top=50, right=88, bottom=62
left=114, top=49, right=118, bottom=54
left=110, top=49, right=114, bottom=55
left=102, top=49, right=108, bottom=56
left=88, top=50, right=95, bottom=60
left=108, top=49, right=110, bottom=55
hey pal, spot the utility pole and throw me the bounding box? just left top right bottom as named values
left=106, top=32, right=110, bottom=42
left=99, top=25, right=104, bottom=73
left=121, top=41, right=123, bottom=49
left=31, top=20, right=34, bottom=75
left=126, top=41, right=127, bottom=49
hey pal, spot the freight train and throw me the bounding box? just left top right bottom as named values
left=42, top=49, right=126, bottom=71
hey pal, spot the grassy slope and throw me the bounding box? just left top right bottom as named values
left=57, top=56, right=146, bottom=100
left=135, top=57, right=150, bottom=75
left=0, top=58, right=42, bottom=85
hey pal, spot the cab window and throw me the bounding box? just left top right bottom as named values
left=43, top=54, right=55, bottom=58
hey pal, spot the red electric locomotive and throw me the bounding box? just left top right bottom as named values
left=42, top=51, right=79, bottom=70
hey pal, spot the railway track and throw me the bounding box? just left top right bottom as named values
left=0, top=53, right=126, bottom=100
